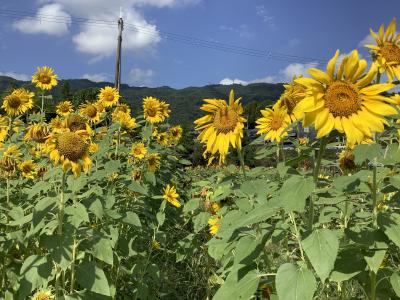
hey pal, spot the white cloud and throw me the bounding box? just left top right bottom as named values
left=0, top=71, right=30, bottom=81
left=219, top=24, right=254, bottom=38
left=279, top=62, right=318, bottom=82
left=129, top=68, right=154, bottom=86
left=82, top=73, right=112, bottom=82
left=256, top=5, right=277, bottom=30
left=13, top=4, right=71, bottom=36
left=358, top=34, right=375, bottom=48
left=220, top=75, right=276, bottom=86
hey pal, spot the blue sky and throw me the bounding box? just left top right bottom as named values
left=0, top=0, right=399, bottom=88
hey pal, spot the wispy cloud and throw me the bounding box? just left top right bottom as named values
left=129, top=68, right=155, bottom=86
left=219, top=24, right=254, bottom=38
left=256, top=5, right=277, bottom=30
left=82, top=73, right=112, bottom=82
left=0, top=71, right=30, bottom=81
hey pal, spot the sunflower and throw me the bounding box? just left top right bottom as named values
left=79, top=101, right=102, bottom=124
left=194, top=90, right=246, bottom=164
left=0, top=145, right=21, bottom=176
left=273, top=77, right=306, bottom=121
left=114, top=103, right=131, bottom=115
left=169, top=125, right=183, bottom=142
left=88, top=143, right=99, bottom=154
left=295, top=50, right=396, bottom=146
left=0, top=115, right=9, bottom=142
left=56, top=101, right=73, bottom=117
left=44, top=130, right=92, bottom=177
left=147, top=152, right=161, bottom=172
left=24, top=123, right=49, bottom=143
left=143, top=96, right=163, bottom=123
left=19, top=160, right=37, bottom=179
left=32, top=66, right=58, bottom=90
left=163, top=184, right=181, bottom=208
left=131, top=142, right=147, bottom=159
left=338, top=149, right=356, bottom=172
left=31, top=289, right=54, bottom=300
left=12, top=119, right=25, bottom=133
left=365, top=18, right=400, bottom=82
left=256, top=106, right=291, bottom=142
left=65, top=114, right=92, bottom=134
left=98, top=86, right=120, bottom=108
left=208, top=216, right=221, bottom=235
left=157, top=132, right=170, bottom=146
left=159, top=101, right=170, bottom=120
left=2, top=88, right=34, bottom=116
left=112, top=111, right=136, bottom=129
left=49, top=116, right=64, bottom=133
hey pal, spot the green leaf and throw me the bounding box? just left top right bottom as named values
left=193, top=212, right=209, bottom=233
left=91, top=238, right=114, bottom=266
left=280, top=176, right=314, bottom=213
left=156, top=211, right=165, bottom=226
left=353, top=144, right=381, bottom=165
left=122, top=212, right=141, bottom=227
left=41, top=235, right=73, bottom=271
left=178, top=159, right=192, bottom=165
left=213, top=268, right=260, bottom=300
left=302, top=229, right=339, bottom=282
left=233, top=236, right=260, bottom=265
left=65, top=202, right=89, bottom=228
left=390, top=272, right=400, bottom=297
left=276, top=263, right=316, bottom=300
left=330, top=248, right=366, bottom=282
left=378, top=213, right=400, bottom=247
left=128, top=181, right=148, bottom=195
left=76, top=261, right=111, bottom=296
left=183, top=198, right=200, bottom=213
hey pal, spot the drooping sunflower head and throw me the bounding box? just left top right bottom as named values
left=65, top=114, right=91, bottom=133
left=163, top=184, right=181, bottom=207
left=32, top=66, right=58, bottom=90
left=131, top=142, right=147, bottom=159
left=44, top=130, right=92, bottom=177
left=365, top=18, right=400, bottom=82
left=338, top=149, right=356, bottom=172
left=143, top=96, right=163, bottom=123
left=0, top=156, right=17, bottom=176
left=49, top=116, right=64, bottom=133
left=194, top=90, right=246, bottom=165
left=147, top=152, right=161, bottom=172
left=79, top=102, right=101, bottom=124
left=98, top=86, right=120, bottom=108
left=24, top=123, right=49, bottom=143
left=208, top=216, right=221, bottom=235
left=56, top=101, right=73, bottom=117
left=274, top=77, right=306, bottom=121
left=19, top=160, right=37, bottom=179
left=169, top=125, right=183, bottom=142
left=112, top=111, right=136, bottom=129
left=256, top=106, right=291, bottom=142
left=296, top=49, right=396, bottom=146
left=31, top=289, right=55, bottom=300
left=2, top=88, right=34, bottom=116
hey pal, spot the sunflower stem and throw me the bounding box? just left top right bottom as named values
left=115, top=126, right=121, bottom=158
left=237, top=148, right=246, bottom=177
left=6, top=177, right=10, bottom=224
left=70, top=235, right=77, bottom=294
left=41, top=90, right=45, bottom=121
left=368, top=158, right=378, bottom=300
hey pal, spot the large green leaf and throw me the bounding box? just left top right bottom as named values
left=302, top=229, right=339, bottom=282
left=76, top=261, right=110, bottom=296
left=276, top=263, right=316, bottom=300
left=91, top=238, right=114, bottom=266
left=280, top=176, right=314, bottom=213
left=378, top=213, right=400, bottom=247
left=391, top=272, right=400, bottom=297
left=353, top=144, right=381, bottom=165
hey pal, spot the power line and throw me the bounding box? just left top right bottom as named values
left=0, top=8, right=329, bottom=64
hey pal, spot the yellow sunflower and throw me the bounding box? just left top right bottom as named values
left=256, top=106, right=291, bottom=142
left=12, top=119, right=25, bottom=133
left=0, top=115, right=9, bottom=142
left=157, top=132, right=170, bottom=146
left=273, top=76, right=307, bottom=121
left=194, top=90, right=246, bottom=164
left=31, top=289, right=54, bottom=300
left=169, top=125, right=183, bottom=142
left=208, top=216, right=221, bottom=235
left=19, top=160, right=37, bottom=179
left=295, top=49, right=396, bottom=146
left=32, top=66, right=58, bottom=90
left=65, top=114, right=92, bottom=134
left=49, top=116, right=64, bottom=133
left=143, top=96, right=163, bottom=123
left=56, top=101, right=73, bottom=117
left=131, top=142, right=147, bottom=159
left=112, top=111, right=136, bottom=129
left=98, top=86, right=120, bottom=108
left=159, top=101, right=171, bottom=120
left=365, top=18, right=400, bottom=82
left=147, top=152, right=161, bottom=172
left=79, top=102, right=102, bottom=124
left=24, top=123, right=49, bottom=143
left=163, top=184, right=181, bottom=208
left=44, top=130, right=92, bottom=177
left=2, top=88, right=34, bottom=116
left=114, top=103, right=131, bottom=115
left=338, top=149, right=356, bottom=172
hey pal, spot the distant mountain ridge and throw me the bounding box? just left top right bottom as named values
left=0, top=76, right=284, bottom=125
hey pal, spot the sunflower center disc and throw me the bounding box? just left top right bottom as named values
left=57, top=132, right=87, bottom=161
left=8, top=95, right=21, bottom=108
left=381, top=42, right=400, bottom=63
left=325, top=81, right=361, bottom=117
left=38, top=73, right=51, bottom=84
left=104, top=93, right=114, bottom=103
left=213, top=107, right=238, bottom=134
left=67, top=115, right=86, bottom=132
left=147, top=106, right=158, bottom=117
left=270, top=116, right=284, bottom=130
left=134, top=147, right=143, bottom=155
left=86, top=105, right=98, bottom=118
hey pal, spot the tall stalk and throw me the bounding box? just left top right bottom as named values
left=237, top=148, right=246, bottom=177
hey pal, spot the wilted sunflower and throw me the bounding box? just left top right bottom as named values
left=256, top=106, right=291, bottom=142
left=163, top=184, right=181, bottom=207
left=273, top=77, right=306, bottom=121
left=143, top=96, right=163, bottom=123
left=65, top=114, right=92, bottom=134
left=365, top=18, right=400, bottom=82
left=0, top=145, right=21, bottom=176
left=194, top=90, right=246, bottom=164
left=98, top=86, right=120, bottom=108
left=147, top=152, right=161, bottom=172
left=169, top=125, right=183, bottom=142
left=338, top=149, right=356, bottom=172
left=24, top=123, right=49, bottom=143
left=12, top=119, right=25, bottom=133
left=19, top=160, right=37, bottom=179
left=31, top=289, right=54, bottom=300
left=208, top=216, right=221, bottom=235
left=79, top=101, right=102, bottom=124
left=32, top=66, right=58, bottom=90
left=0, top=115, right=9, bottom=142
left=112, top=111, right=136, bottom=129
left=295, top=50, right=396, bottom=146
left=49, top=116, right=64, bottom=133
left=157, top=132, right=170, bottom=146
left=44, top=130, right=92, bottom=177
left=56, top=101, right=73, bottom=117
left=2, top=88, right=34, bottom=116
left=131, top=142, right=147, bottom=159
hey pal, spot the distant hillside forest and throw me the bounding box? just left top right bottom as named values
left=0, top=76, right=284, bottom=128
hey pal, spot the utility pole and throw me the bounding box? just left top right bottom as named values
left=114, top=7, right=124, bottom=91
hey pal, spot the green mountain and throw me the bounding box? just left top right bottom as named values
left=0, top=76, right=284, bottom=125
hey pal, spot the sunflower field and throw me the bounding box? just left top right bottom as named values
left=2, top=18, right=400, bottom=300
